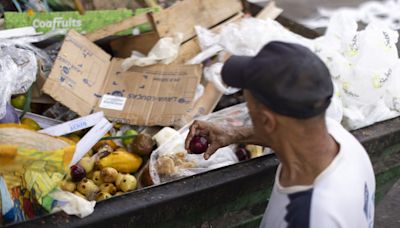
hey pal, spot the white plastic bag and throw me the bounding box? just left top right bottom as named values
left=195, top=15, right=400, bottom=130
left=122, top=33, right=183, bottom=69
left=149, top=103, right=251, bottom=184
left=321, top=13, right=400, bottom=129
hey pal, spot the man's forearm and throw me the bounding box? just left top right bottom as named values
left=230, top=126, right=267, bottom=146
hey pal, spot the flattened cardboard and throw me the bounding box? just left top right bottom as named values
left=152, top=0, right=243, bottom=42
left=42, top=29, right=111, bottom=116
left=43, top=30, right=202, bottom=126
left=95, top=60, right=201, bottom=125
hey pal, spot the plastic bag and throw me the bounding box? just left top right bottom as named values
left=149, top=103, right=252, bottom=184
left=0, top=30, right=64, bottom=119
left=122, top=33, right=183, bottom=69
left=195, top=15, right=400, bottom=130
left=0, top=125, right=74, bottom=224
left=0, top=45, right=37, bottom=119
left=320, top=13, right=400, bottom=129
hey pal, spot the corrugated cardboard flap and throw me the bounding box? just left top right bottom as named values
left=42, top=29, right=111, bottom=116
left=95, top=59, right=202, bottom=126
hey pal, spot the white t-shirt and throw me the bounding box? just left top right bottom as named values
left=260, top=117, right=375, bottom=228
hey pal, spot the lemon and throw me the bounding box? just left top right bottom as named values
left=122, top=129, right=138, bottom=146
left=11, top=94, right=27, bottom=110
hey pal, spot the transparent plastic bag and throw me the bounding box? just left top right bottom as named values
left=0, top=31, right=64, bottom=119
left=149, top=103, right=252, bottom=184
left=0, top=45, right=37, bottom=118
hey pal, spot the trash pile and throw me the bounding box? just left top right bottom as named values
left=0, top=0, right=279, bottom=225
left=1, top=0, right=400, bottom=225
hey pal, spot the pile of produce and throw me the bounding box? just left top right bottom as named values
left=59, top=129, right=156, bottom=202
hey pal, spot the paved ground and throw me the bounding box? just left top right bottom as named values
left=275, top=0, right=366, bottom=20
left=375, top=179, right=400, bottom=228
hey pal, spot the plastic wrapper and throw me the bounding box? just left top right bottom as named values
left=149, top=103, right=252, bottom=184
left=49, top=190, right=95, bottom=218
left=121, top=33, right=183, bottom=69
left=0, top=125, right=74, bottom=224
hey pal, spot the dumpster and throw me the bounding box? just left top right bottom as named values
left=4, top=3, right=400, bottom=228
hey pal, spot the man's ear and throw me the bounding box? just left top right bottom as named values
left=259, top=106, right=276, bottom=133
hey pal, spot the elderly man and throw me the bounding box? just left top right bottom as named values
left=185, top=42, right=375, bottom=228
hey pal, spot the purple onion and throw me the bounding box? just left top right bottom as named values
left=0, top=103, right=20, bottom=124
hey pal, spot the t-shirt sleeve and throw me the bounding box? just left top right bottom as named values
left=310, top=200, right=343, bottom=228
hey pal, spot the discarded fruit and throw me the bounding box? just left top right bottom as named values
left=98, top=150, right=142, bottom=173
left=11, top=94, right=27, bottom=110
left=96, top=192, right=112, bottom=201
left=100, top=167, right=118, bottom=183
left=131, top=133, right=155, bottom=156
left=189, top=136, right=209, bottom=154
left=59, top=180, right=76, bottom=192
left=91, top=171, right=103, bottom=185
left=122, top=129, right=138, bottom=146
left=77, top=178, right=99, bottom=199
left=235, top=147, right=250, bottom=161
left=21, top=117, right=41, bottom=130
left=139, top=165, right=154, bottom=187
left=70, top=164, right=86, bottom=182
left=117, top=174, right=137, bottom=192
left=99, top=183, right=117, bottom=195
left=78, top=157, right=95, bottom=173
left=246, top=145, right=264, bottom=158
left=93, top=133, right=118, bottom=151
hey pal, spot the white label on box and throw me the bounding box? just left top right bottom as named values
left=39, top=112, right=104, bottom=136
left=99, top=94, right=127, bottom=111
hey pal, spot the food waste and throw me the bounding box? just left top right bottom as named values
left=58, top=131, right=155, bottom=202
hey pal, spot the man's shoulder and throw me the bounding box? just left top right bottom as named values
left=326, top=117, right=369, bottom=158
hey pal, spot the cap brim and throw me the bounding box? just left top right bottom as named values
left=221, top=55, right=252, bottom=88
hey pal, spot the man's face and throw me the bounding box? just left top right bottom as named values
left=244, top=90, right=267, bottom=136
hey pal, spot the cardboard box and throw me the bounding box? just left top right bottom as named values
left=42, top=29, right=202, bottom=126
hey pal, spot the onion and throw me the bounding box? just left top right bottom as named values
left=0, top=103, right=20, bottom=124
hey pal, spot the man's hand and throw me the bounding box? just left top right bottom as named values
left=185, top=120, right=235, bottom=160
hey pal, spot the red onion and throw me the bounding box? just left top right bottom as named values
left=189, top=136, right=209, bottom=154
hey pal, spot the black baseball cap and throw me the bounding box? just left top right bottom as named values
left=221, top=41, right=333, bottom=119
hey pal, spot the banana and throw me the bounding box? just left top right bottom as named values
left=98, top=151, right=142, bottom=173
